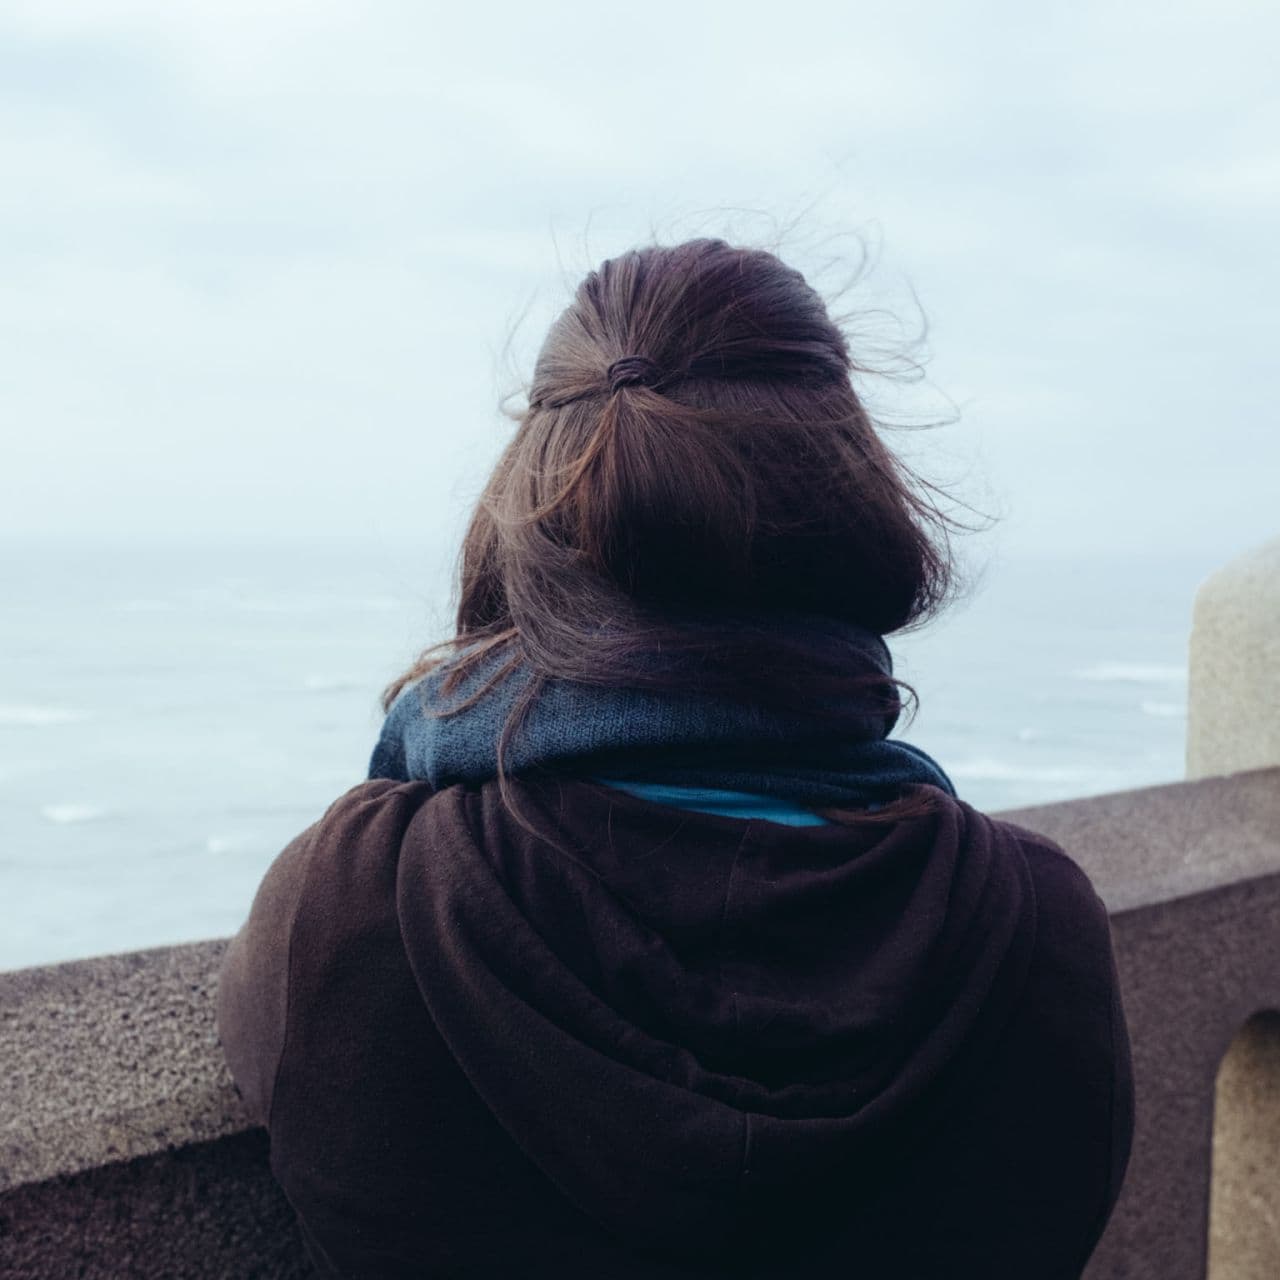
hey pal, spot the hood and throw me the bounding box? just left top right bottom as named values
left=394, top=775, right=1036, bottom=1263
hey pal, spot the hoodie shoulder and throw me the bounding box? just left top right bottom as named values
left=989, top=813, right=1134, bottom=1256
left=992, top=817, right=1111, bottom=933
left=984, top=814, right=1118, bottom=1004
left=217, top=779, right=435, bottom=1125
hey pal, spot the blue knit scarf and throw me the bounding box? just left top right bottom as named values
left=368, top=614, right=954, bottom=810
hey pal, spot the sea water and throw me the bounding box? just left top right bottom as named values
left=0, top=540, right=1214, bottom=971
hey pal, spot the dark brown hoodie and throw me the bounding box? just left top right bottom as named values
left=218, top=775, right=1133, bottom=1279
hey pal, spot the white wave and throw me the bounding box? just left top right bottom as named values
left=302, top=674, right=363, bottom=693
left=308, top=769, right=364, bottom=788
left=1073, top=662, right=1188, bottom=685
left=231, top=595, right=407, bottom=615
left=41, top=803, right=107, bottom=825
left=206, top=835, right=249, bottom=854
left=113, top=599, right=175, bottom=613
left=948, top=757, right=1114, bottom=784
left=0, top=705, right=92, bottom=727
left=1141, top=699, right=1187, bottom=718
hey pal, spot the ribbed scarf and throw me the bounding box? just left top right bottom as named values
left=367, top=616, right=955, bottom=808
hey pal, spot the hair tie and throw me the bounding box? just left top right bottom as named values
left=606, top=355, right=661, bottom=394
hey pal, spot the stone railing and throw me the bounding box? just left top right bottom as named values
left=2, top=537, right=1277, bottom=1279
left=0, top=940, right=308, bottom=1279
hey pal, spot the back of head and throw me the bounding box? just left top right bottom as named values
left=387, top=237, right=959, bottom=717
left=491, top=236, right=952, bottom=629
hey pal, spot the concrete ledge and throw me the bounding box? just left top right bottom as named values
left=0, top=1130, right=309, bottom=1280
left=998, top=765, right=1280, bottom=915
left=0, top=938, right=253, bottom=1193
left=1005, top=768, right=1280, bottom=1280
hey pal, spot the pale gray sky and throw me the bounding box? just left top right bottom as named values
left=2, top=0, right=1277, bottom=559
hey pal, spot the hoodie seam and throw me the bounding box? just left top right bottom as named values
left=717, top=822, right=753, bottom=1056
left=263, top=824, right=319, bottom=1134
left=718, top=822, right=756, bottom=1198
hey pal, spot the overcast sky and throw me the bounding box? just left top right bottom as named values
left=2, top=0, right=1277, bottom=562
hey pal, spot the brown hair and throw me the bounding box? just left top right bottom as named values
left=385, top=237, right=973, bottom=824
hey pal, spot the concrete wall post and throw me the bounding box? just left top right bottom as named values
left=1188, top=535, right=1280, bottom=781
left=1190, top=536, right=1280, bottom=1280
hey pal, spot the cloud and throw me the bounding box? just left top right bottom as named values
left=2, top=0, right=1277, bottom=555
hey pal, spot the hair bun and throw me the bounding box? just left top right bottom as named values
left=606, top=355, right=662, bottom=394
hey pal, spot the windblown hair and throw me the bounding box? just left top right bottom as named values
left=385, top=237, right=969, bottom=823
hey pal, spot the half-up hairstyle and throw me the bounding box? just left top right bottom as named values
left=384, top=237, right=968, bottom=824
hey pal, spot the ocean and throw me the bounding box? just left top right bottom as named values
left=0, top=540, right=1216, bottom=971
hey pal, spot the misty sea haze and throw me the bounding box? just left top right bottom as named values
left=0, top=540, right=1216, bottom=972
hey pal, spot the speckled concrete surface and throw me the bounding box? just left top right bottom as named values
left=1002, top=769, right=1280, bottom=1280
left=1188, top=536, right=1280, bottom=781
left=998, top=766, right=1280, bottom=914
left=1210, top=1011, right=1280, bottom=1279
left=1190, top=542, right=1280, bottom=1280
left=0, top=938, right=253, bottom=1192
left=0, top=1129, right=312, bottom=1279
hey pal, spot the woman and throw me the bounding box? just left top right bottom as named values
left=218, top=237, right=1134, bottom=1279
